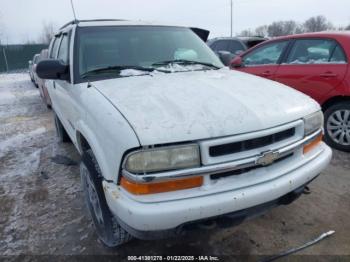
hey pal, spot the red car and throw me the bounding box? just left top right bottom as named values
left=231, top=32, right=350, bottom=152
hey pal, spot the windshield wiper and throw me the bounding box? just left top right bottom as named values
left=81, top=65, right=155, bottom=78
left=152, top=59, right=220, bottom=69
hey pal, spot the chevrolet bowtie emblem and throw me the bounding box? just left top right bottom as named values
left=256, top=150, right=280, bottom=166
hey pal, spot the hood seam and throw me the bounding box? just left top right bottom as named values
left=92, top=84, right=142, bottom=146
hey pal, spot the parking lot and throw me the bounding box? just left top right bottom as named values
left=0, top=73, right=349, bottom=260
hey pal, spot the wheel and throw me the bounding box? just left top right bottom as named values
left=80, top=149, right=132, bottom=247
left=44, top=95, right=52, bottom=110
left=54, top=113, right=71, bottom=143
left=324, top=102, right=350, bottom=152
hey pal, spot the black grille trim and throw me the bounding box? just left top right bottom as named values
left=209, top=128, right=295, bottom=157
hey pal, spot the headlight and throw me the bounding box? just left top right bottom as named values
left=303, top=111, right=323, bottom=136
left=125, top=144, right=200, bottom=173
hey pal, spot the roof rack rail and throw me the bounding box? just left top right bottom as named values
left=59, top=19, right=127, bottom=30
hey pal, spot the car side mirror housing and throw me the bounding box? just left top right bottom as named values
left=231, top=56, right=244, bottom=68
left=36, top=59, right=70, bottom=81
left=217, top=51, right=235, bottom=66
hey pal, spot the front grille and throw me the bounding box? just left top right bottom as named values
left=209, top=128, right=295, bottom=157
left=210, top=153, right=294, bottom=180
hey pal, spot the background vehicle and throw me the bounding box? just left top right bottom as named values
left=231, top=32, right=350, bottom=152
left=28, top=53, right=40, bottom=85
left=238, top=36, right=268, bottom=49
left=36, top=49, right=51, bottom=108
left=208, top=36, right=267, bottom=65
left=36, top=19, right=331, bottom=247
left=208, top=37, right=247, bottom=55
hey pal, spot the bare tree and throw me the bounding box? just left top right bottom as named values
left=39, top=21, right=57, bottom=44
left=238, top=29, right=254, bottom=37
left=303, top=15, right=334, bottom=32
left=254, top=25, right=268, bottom=37
left=267, top=20, right=302, bottom=37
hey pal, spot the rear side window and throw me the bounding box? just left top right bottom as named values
left=286, top=39, right=346, bottom=64
left=227, top=40, right=246, bottom=54
left=212, top=40, right=229, bottom=52
left=58, top=33, right=70, bottom=64
left=330, top=45, right=347, bottom=63
left=243, top=41, right=288, bottom=66
left=50, top=37, right=60, bottom=58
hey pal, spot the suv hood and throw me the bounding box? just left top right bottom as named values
left=92, top=68, right=320, bottom=145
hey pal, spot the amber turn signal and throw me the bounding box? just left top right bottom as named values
left=120, top=176, right=203, bottom=195
left=303, top=133, right=323, bottom=154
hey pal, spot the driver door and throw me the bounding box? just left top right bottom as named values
left=53, top=31, right=76, bottom=138
left=236, top=40, right=290, bottom=80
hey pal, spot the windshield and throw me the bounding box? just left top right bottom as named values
left=76, top=26, right=223, bottom=81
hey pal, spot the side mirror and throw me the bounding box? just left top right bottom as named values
left=36, top=59, right=70, bottom=81
left=217, top=51, right=235, bottom=66
left=231, top=56, right=243, bottom=68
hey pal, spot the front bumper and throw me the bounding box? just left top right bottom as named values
left=103, top=143, right=332, bottom=237
left=116, top=182, right=312, bottom=240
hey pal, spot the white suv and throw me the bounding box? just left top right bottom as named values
left=36, top=19, right=332, bottom=247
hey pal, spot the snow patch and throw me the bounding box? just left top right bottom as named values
left=0, top=127, right=46, bottom=157
left=119, top=69, right=150, bottom=77
left=0, top=90, right=16, bottom=105
left=21, top=149, right=42, bottom=176
left=156, top=63, right=207, bottom=73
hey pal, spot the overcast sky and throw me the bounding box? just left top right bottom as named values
left=1, top=0, right=350, bottom=44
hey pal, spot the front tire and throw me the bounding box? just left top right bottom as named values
left=80, top=149, right=132, bottom=247
left=324, top=102, right=350, bottom=152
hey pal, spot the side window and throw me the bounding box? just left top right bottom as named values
left=228, top=40, right=245, bottom=55
left=50, top=37, right=61, bottom=59
left=330, top=45, right=347, bottom=63
left=244, top=41, right=288, bottom=66
left=57, top=33, right=70, bottom=64
left=286, top=39, right=336, bottom=64
left=212, top=40, right=229, bottom=52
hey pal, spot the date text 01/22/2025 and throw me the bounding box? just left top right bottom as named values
left=127, top=255, right=220, bottom=261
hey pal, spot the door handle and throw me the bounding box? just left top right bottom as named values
left=261, top=71, right=272, bottom=77
left=320, top=72, right=337, bottom=78
left=53, top=81, right=56, bottom=89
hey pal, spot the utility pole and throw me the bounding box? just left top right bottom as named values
left=230, top=0, right=233, bottom=37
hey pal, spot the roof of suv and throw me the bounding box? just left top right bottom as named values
left=57, top=19, right=211, bottom=42
left=60, top=19, right=178, bottom=30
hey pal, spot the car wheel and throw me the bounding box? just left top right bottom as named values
left=80, top=149, right=132, bottom=247
left=324, top=102, right=350, bottom=152
left=54, top=113, right=71, bottom=143
left=44, top=96, right=52, bottom=110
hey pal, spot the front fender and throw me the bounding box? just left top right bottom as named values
left=75, top=87, right=140, bottom=183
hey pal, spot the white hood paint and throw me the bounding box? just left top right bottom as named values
left=92, top=68, right=320, bottom=146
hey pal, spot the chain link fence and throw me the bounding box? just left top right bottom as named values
left=0, top=44, right=48, bottom=73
